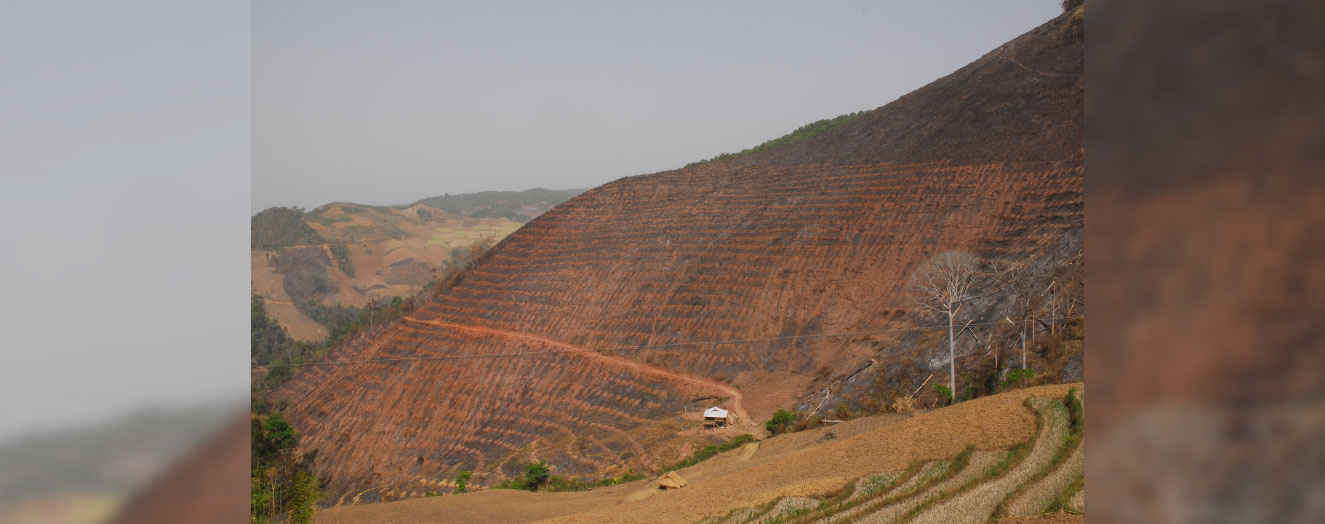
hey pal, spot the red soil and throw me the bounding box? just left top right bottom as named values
left=273, top=9, right=1083, bottom=505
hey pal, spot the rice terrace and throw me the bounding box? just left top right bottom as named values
left=249, top=3, right=1086, bottom=523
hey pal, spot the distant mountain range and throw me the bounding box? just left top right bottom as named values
left=249, top=188, right=584, bottom=341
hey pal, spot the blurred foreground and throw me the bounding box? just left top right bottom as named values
left=0, top=402, right=243, bottom=524
left=1088, top=0, right=1325, bottom=522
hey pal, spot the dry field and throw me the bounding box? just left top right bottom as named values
left=250, top=250, right=327, bottom=341
left=313, top=384, right=1083, bottom=524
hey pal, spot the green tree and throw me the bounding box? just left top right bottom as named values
left=524, top=461, right=550, bottom=491
left=765, top=409, right=800, bottom=435
left=250, top=471, right=273, bottom=524
left=288, top=468, right=322, bottom=524
left=251, top=294, right=293, bottom=366
left=455, top=470, right=472, bottom=493
left=252, top=412, right=298, bottom=468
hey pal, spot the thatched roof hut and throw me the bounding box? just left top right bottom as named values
left=657, top=471, right=688, bottom=490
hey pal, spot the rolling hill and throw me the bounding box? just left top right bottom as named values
left=250, top=190, right=582, bottom=342
left=267, top=5, right=1083, bottom=509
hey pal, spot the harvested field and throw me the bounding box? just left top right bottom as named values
left=849, top=472, right=900, bottom=502
left=752, top=497, right=817, bottom=523
left=1066, top=487, right=1083, bottom=513
left=311, top=385, right=1081, bottom=524
left=908, top=398, right=1069, bottom=524
left=998, top=514, right=1084, bottom=524
left=1004, top=438, right=1084, bottom=516
left=851, top=452, right=1002, bottom=524
left=814, top=459, right=954, bottom=524
left=701, top=389, right=1086, bottom=524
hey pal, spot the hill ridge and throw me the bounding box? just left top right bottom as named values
left=271, top=8, right=1083, bottom=505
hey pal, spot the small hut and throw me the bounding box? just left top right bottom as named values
left=703, top=406, right=729, bottom=428
left=657, top=471, right=688, bottom=490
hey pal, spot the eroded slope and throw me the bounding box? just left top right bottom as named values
left=275, top=8, right=1083, bottom=504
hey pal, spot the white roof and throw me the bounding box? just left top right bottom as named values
left=704, top=406, right=728, bottom=418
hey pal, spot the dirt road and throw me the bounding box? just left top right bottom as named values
left=401, top=316, right=759, bottom=435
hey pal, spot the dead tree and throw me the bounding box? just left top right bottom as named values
left=907, top=250, right=988, bottom=403
left=999, top=262, right=1040, bottom=370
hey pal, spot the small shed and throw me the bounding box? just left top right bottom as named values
left=657, top=471, right=688, bottom=490
left=703, top=406, right=729, bottom=427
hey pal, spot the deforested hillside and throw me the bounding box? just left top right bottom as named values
left=270, top=6, right=1083, bottom=506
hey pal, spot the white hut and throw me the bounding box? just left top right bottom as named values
left=703, top=406, right=729, bottom=427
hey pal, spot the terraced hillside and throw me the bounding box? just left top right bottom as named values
left=273, top=6, right=1084, bottom=505
left=689, top=390, right=1084, bottom=524
left=310, top=385, right=1083, bottom=524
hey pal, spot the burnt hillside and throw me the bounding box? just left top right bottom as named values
left=272, top=7, right=1083, bottom=504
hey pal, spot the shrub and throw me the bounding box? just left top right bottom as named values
left=492, top=478, right=525, bottom=490
left=766, top=409, right=800, bottom=434
left=933, top=383, right=953, bottom=404
left=1000, top=368, right=1036, bottom=389
left=1064, top=387, right=1083, bottom=435
left=524, top=461, right=550, bottom=491
left=454, top=470, right=471, bottom=493
left=891, top=395, right=916, bottom=413
left=934, top=382, right=976, bottom=405
left=834, top=401, right=853, bottom=420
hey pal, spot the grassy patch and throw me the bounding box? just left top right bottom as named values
left=1044, top=472, right=1085, bottom=515
left=490, top=435, right=754, bottom=494
left=660, top=434, right=756, bottom=474
left=686, top=111, right=867, bottom=167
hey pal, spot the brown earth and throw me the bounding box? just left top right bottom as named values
left=997, top=514, right=1084, bottom=524
left=275, top=8, right=1083, bottom=504
left=251, top=251, right=328, bottom=341
left=251, top=203, right=523, bottom=316
left=312, top=384, right=1079, bottom=524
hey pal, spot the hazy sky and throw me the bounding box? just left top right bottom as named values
left=254, top=1, right=1063, bottom=211
left=1, top=1, right=249, bottom=442
left=0, top=1, right=1059, bottom=444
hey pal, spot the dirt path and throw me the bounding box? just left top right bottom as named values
left=401, top=317, right=759, bottom=436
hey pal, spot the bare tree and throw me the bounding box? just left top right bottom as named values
left=999, top=262, right=1040, bottom=370
left=907, top=250, right=988, bottom=403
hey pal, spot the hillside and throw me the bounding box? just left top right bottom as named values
left=312, top=385, right=1084, bottom=524
left=250, top=199, right=536, bottom=341
left=269, top=6, right=1083, bottom=508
